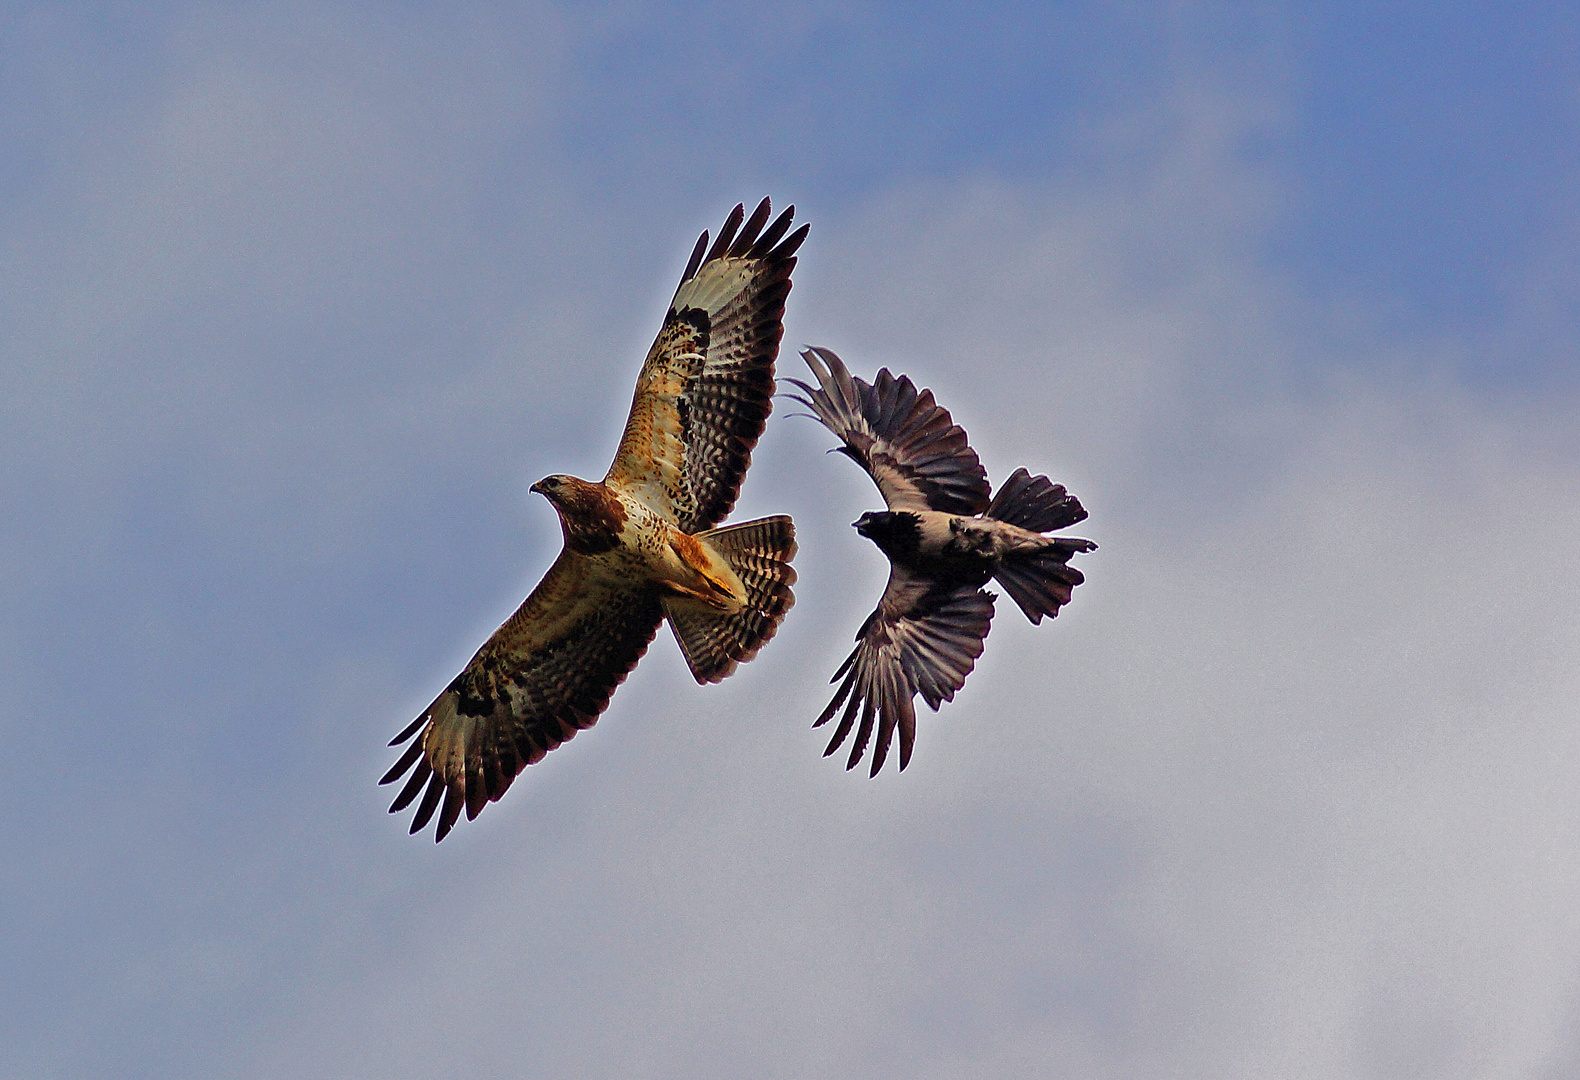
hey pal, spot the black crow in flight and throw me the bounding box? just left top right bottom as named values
left=787, top=346, right=1095, bottom=776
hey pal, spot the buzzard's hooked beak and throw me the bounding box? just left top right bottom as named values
left=532, top=476, right=568, bottom=503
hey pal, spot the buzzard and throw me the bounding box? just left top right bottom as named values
left=382, top=200, right=808, bottom=840
left=787, top=346, right=1095, bottom=776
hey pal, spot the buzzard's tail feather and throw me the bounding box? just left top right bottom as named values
left=665, top=515, right=797, bottom=684
left=993, top=545, right=1094, bottom=624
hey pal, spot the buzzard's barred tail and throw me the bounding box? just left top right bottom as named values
left=664, top=515, right=797, bottom=684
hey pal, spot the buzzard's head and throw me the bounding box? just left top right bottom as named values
left=531, top=475, right=625, bottom=555
left=530, top=475, right=570, bottom=504
left=531, top=474, right=595, bottom=518
left=853, top=510, right=922, bottom=559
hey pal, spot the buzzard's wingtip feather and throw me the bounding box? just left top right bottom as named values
left=389, top=759, right=432, bottom=813
left=389, top=713, right=427, bottom=747
left=703, top=203, right=745, bottom=263
left=779, top=222, right=810, bottom=258
left=379, top=739, right=425, bottom=786
left=750, top=204, right=797, bottom=256
left=409, top=771, right=446, bottom=833
left=437, top=786, right=465, bottom=841
left=681, top=230, right=709, bottom=282
left=728, top=198, right=772, bottom=258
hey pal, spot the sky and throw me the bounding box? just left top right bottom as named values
left=3, top=2, right=1579, bottom=1077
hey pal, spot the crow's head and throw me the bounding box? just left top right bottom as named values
left=853, top=510, right=922, bottom=559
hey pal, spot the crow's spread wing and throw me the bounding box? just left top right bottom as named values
left=985, top=466, right=1090, bottom=533
left=787, top=346, right=990, bottom=515
left=815, top=567, right=995, bottom=776
left=381, top=551, right=663, bottom=841
left=605, top=199, right=808, bottom=532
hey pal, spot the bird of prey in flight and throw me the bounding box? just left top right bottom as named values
left=787, top=346, right=1095, bottom=776
left=382, top=200, right=808, bottom=841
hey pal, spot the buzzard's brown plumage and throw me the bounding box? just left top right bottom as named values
left=788, top=346, right=1095, bottom=776
left=382, top=200, right=806, bottom=841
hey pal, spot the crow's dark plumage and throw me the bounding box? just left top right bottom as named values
left=787, top=346, right=1095, bottom=775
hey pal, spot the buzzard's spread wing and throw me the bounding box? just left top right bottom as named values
left=815, top=568, right=995, bottom=777
left=381, top=551, right=664, bottom=841
left=606, top=199, right=808, bottom=532
left=787, top=346, right=990, bottom=515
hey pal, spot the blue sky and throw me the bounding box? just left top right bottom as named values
left=3, top=3, right=1579, bottom=1077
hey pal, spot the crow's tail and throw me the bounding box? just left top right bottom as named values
left=985, top=468, right=1095, bottom=624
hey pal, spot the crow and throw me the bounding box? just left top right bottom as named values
left=787, top=346, right=1095, bottom=775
